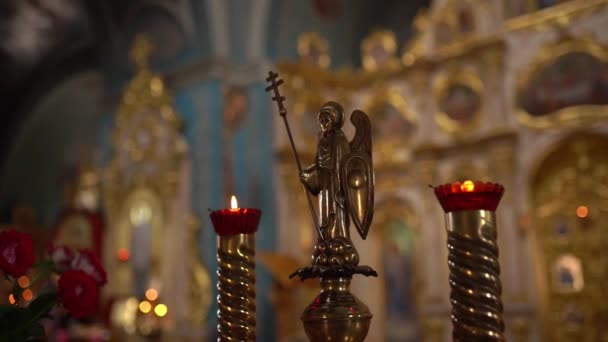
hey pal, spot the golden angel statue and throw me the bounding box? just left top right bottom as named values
left=266, top=72, right=376, bottom=280
left=297, top=101, right=377, bottom=279
left=267, top=71, right=376, bottom=341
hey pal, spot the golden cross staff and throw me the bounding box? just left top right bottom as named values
left=265, top=71, right=324, bottom=241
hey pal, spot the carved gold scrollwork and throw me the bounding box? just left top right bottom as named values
left=298, top=32, right=330, bottom=69
left=365, top=87, right=416, bottom=167
left=505, top=0, right=608, bottom=31
left=531, top=133, right=608, bottom=342
left=361, top=30, right=400, bottom=72
left=105, top=35, right=211, bottom=334
left=516, top=36, right=608, bottom=129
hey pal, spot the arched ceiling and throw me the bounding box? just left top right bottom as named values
left=0, top=0, right=207, bottom=163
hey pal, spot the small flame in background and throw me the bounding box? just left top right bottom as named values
left=230, top=195, right=238, bottom=209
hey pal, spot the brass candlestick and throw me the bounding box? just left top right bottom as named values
left=266, top=72, right=377, bottom=342
left=210, top=197, right=261, bottom=342
left=434, top=181, right=505, bottom=341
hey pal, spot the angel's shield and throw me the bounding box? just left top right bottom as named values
left=341, top=150, right=374, bottom=240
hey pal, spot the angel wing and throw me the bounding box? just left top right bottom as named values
left=349, top=110, right=372, bottom=155
left=340, top=110, right=374, bottom=240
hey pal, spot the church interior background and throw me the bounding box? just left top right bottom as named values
left=0, top=0, right=607, bottom=341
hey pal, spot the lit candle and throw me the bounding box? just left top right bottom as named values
left=210, top=195, right=262, bottom=236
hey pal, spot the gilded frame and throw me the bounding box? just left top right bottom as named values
left=297, top=32, right=330, bottom=69
left=433, top=69, right=484, bottom=135
left=516, top=37, right=608, bottom=129
left=361, top=29, right=400, bottom=72
left=105, top=35, right=212, bottom=331
left=364, top=87, right=418, bottom=165
left=529, top=133, right=608, bottom=341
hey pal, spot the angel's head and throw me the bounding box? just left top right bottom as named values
left=318, top=101, right=344, bottom=133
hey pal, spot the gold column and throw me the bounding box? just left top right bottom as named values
left=216, top=233, right=256, bottom=341
left=434, top=181, right=506, bottom=341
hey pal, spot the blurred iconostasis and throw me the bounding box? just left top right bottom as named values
left=0, top=0, right=607, bottom=341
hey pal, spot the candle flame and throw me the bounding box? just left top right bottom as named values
left=230, top=195, right=238, bottom=209
left=461, top=180, right=475, bottom=192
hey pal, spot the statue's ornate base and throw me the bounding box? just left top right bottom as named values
left=290, top=265, right=377, bottom=280
left=301, top=277, right=372, bottom=342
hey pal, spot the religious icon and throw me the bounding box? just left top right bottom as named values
left=552, top=254, right=584, bottom=293
left=222, top=86, right=250, bottom=201
left=439, top=83, right=481, bottom=123
left=519, top=51, right=608, bottom=117
left=383, top=216, right=419, bottom=342
left=371, top=101, right=415, bottom=140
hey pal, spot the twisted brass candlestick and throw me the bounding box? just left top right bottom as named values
left=434, top=181, right=505, bottom=342
left=216, top=233, right=256, bottom=341
left=210, top=201, right=261, bottom=342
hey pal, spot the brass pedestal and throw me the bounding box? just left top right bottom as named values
left=302, top=277, right=371, bottom=342
left=445, top=210, right=505, bottom=341
left=217, top=233, right=256, bottom=341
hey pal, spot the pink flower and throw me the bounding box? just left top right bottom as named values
left=58, top=270, right=99, bottom=318
left=71, top=250, right=107, bottom=286
left=47, top=245, right=74, bottom=272
left=0, top=229, right=35, bottom=277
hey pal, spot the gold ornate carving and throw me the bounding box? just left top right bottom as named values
left=365, top=87, right=416, bottom=166
left=298, top=32, right=330, bottom=69
left=531, top=133, right=608, bottom=341
left=431, top=0, right=478, bottom=52
left=402, top=9, right=430, bottom=66
left=505, top=0, right=608, bottom=32
left=105, top=35, right=211, bottom=333
left=433, top=68, right=484, bottom=135
left=361, top=29, right=400, bottom=72
left=516, top=36, right=608, bottom=129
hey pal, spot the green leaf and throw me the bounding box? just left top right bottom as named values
left=0, top=293, right=57, bottom=340
left=26, top=293, right=57, bottom=316
left=32, top=260, right=53, bottom=270
left=0, top=304, right=16, bottom=317
left=25, top=322, right=45, bottom=340
left=0, top=307, right=27, bottom=339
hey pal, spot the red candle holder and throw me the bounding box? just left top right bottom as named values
left=209, top=207, right=261, bottom=236
left=433, top=180, right=504, bottom=212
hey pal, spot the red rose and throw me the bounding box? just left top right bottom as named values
left=58, top=270, right=99, bottom=318
left=0, top=229, right=35, bottom=277
left=47, top=245, right=74, bottom=272
left=71, top=249, right=107, bottom=285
